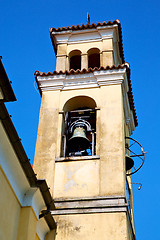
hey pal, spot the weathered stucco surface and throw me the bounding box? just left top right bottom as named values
left=53, top=212, right=127, bottom=240
left=34, top=26, right=135, bottom=239
left=34, top=85, right=126, bottom=198
left=54, top=160, right=100, bottom=198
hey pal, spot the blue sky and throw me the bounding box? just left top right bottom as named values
left=1, top=0, right=160, bottom=238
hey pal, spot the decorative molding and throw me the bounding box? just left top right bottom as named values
left=37, top=68, right=135, bottom=132
left=22, top=187, right=46, bottom=219
left=54, top=195, right=125, bottom=201
left=55, top=155, right=100, bottom=162
left=51, top=195, right=135, bottom=239
left=37, top=68, right=126, bottom=92
left=52, top=26, right=118, bottom=45
left=51, top=195, right=128, bottom=215
left=51, top=207, right=127, bottom=215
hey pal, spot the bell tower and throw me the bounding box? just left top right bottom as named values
left=34, top=20, right=140, bottom=240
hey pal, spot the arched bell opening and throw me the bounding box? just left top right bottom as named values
left=69, top=50, right=81, bottom=71
left=88, top=48, right=100, bottom=69
left=61, top=96, right=97, bottom=157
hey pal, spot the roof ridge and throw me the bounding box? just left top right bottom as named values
left=50, top=19, right=120, bottom=33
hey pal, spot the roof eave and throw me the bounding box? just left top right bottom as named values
left=34, top=64, right=137, bottom=127
left=0, top=58, right=16, bottom=102
left=0, top=102, right=56, bottom=230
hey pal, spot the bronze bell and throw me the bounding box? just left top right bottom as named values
left=68, top=126, right=90, bottom=151
left=125, top=153, right=134, bottom=171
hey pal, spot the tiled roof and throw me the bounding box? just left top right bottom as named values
left=50, top=20, right=125, bottom=63
left=35, top=64, right=125, bottom=76
left=35, top=64, right=138, bottom=127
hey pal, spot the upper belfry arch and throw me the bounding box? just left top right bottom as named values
left=50, top=20, right=124, bottom=72
left=69, top=50, right=82, bottom=70
left=87, top=48, right=100, bottom=69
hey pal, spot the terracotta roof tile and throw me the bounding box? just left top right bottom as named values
left=50, top=20, right=125, bottom=63
left=50, top=20, right=119, bottom=32
left=35, top=64, right=138, bottom=127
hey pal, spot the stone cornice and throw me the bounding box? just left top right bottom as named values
left=36, top=67, right=135, bottom=132
left=51, top=195, right=128, bottom=215
left=36, top=68, right=126, bottom=91
left=52, top=26, right=118, bottom=46
left=51, top=195, right=136, bottom=240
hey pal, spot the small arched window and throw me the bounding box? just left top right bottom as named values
left=69, top=50, right=81, bottom=71
left=88, top=48, right=100, bottom=69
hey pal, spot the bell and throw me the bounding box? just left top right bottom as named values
left=68, top=126, right=90, bottom=151
left=125, top=153, right=134, bottom=171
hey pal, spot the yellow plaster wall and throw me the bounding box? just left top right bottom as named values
left=45, top=230, right=56, bottom=240
left=54, top=160, right=100, bottom=198
left=66, top=41, right=103, bottom=55
left=0, top=165, right=45, bottom=240
left=34, top=84, right=126, bottom=198
left=0, top=165, right=21, bottom=240
left=35, top=234, right=40, bottom=240
left=34, top=91, right=61, bottom=194
left=0, top=165, right=40, bottom=240
left=57, top=44, right=67, bottom=55
left=17, top=207, right=37, bottom=240
left=52, top=212, right=128, bottom=240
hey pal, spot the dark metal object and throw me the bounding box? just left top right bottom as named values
left=39, top=208, right=57, bottom=230
left=125, top=137, right=145, bottom=175
left=91, top=131, right=95, bottom=156
left=59, top=108, right=100, bottom=114
left=87, top=13, right=90, bottom=24
left=68, top=119, right=91, bottom=152
left=132, top=182, right=142, bottom=190
left=62, top=108, right=96, bottom=157
left=69, top=127, right=90, bottom=147
left=125, top=153, right=134, bottom=171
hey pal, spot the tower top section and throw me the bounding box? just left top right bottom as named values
left=35, top=19, right=138, bottom=129
left=50, top=20, right=125, bottom=72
